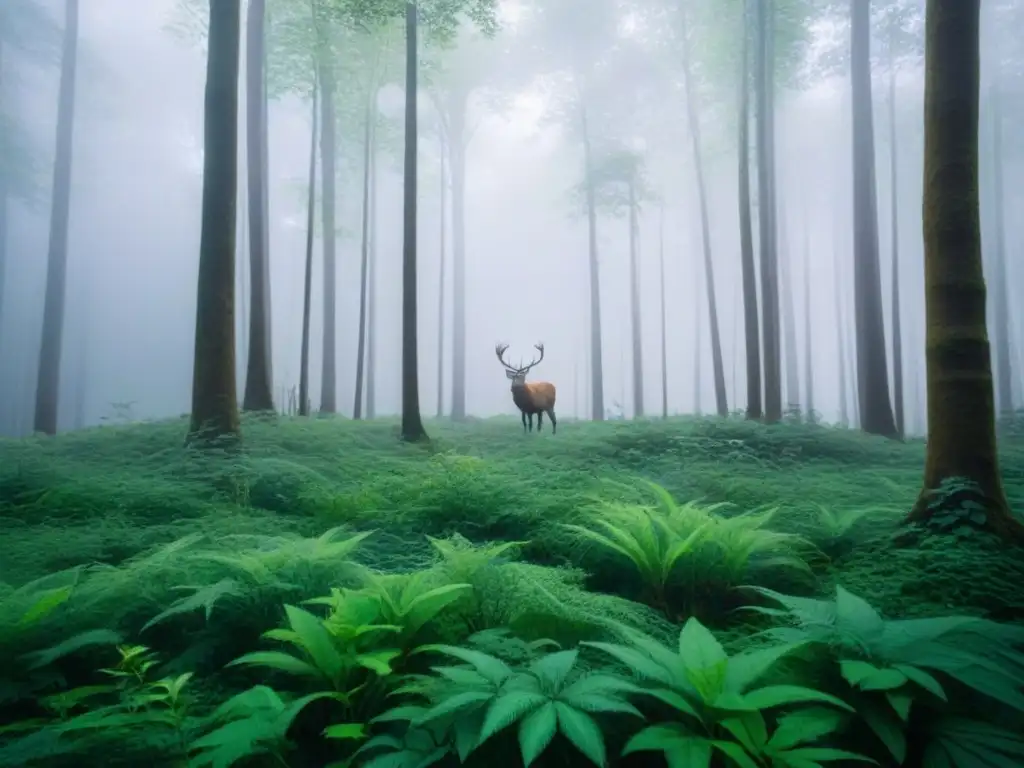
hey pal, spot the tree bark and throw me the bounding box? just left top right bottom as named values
left=738, top=0, right=762, bottom=421
left=366, top=134, right=378, bottom=419
left=318, top=49, right=337, bottom=413
left=778, top=199, right=800, bottom=413
left=446, top=87, right=469, bottom=420
left=0, top=38, right=7, bottom=349
left=400, top=0, right=427, bottom=442
left=888, top=35, right=905, bottom=437
left=833, top=219, right=849, bottom=427
left=34, top=0, right=79, bottom=436
left=580, top=98, right=605, bottom=421
left=436, top=131, right=447, bottom=418
left=802, top=215, right=814, bottom=422
left=353, top=84, right=375, bottom=419
left=658, top=202, right=668, bottom=419
left=299, top=73, right=318, bottom=418
left=850, top=0, right=898, bottom=438
left=187, top=0, right=241, bottom=445
left=906, top=0, right=1021, bottom=542
left=628, top=179, right=643, bottom=418
left=242, top=0, right=274, bottom=413
left=988, top=82, right=1012, bottom=416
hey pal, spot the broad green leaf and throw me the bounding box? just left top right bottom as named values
left=356, top=648, right=401, bottom=676
left=415, top=690, right=494, bottom=727
left=724, top=642, right=808, bottom=693
left=23, top=629, right=123, bottom=670
left=720, top=711, right=768, bottom=754
left=518, top=701, right=557, bottom=767
left=480, top=690, right=548, bottom=741
left=18, top=585, right=74, bottom=627
left=529, top=649, right=579, bottom=692
left=417, top=644, right=513, bottom=685
left=228, top=651, right=322, bottom=679
left=555, top=703, right=606, bottom=767
left=281, top=604, right=344, bottom=680
left=892, top=664, right=947, bottom=701
left=781, top=746, right=878, bottom=763
left=711, top=739, right=762, bottom=768
left=840, top=660, right=908, bottom=692
left=323, top=723, right=367, bottom=740
left=741, top=685, right=854, bottom=712
left=624, top=723, right=711, bottom=766
left=767, top=708, right=846, bottom=751
left=885, top=690, right=914, bottom=721
left=581, top=641, right=675, bottom=686
left=859, top=701, right=907, bottom=764
left=677, top=617, right=728, bottom=672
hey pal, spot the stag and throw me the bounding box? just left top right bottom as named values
left=495, top=343, right=557, bottom=433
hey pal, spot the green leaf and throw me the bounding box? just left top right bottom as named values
left=357, top=649, right=401, bottom=676
left=418, top=644, right=514, bottom=685
left=228, top=651, right=322, bottom=679
left=281, top=604, right=345, bottom=680
left=892, top=664, right=947, bottom=701
left=859, top=701, right=907, bottom=763
left=834, top=587, right=885, bottom=648
left=518, top=701, right=558, bottom=767
left=720, top=711, right=768, bottom=754
left=555, top=703, right=606, bottom=767
left=623, top=724, right=711, bottom=766
left=840, top=660, right=908, bottom=692
left=480, top=690, right=548, bottom=741
left=528, top=649, right=579, bottom=692
left=767, top=708, right=847, bottom=751
left=639, top=687, right=702, bottom=721
left=323, top=723, right=367, bottom=740
left=415, top=690, right=494, bottom=727
left=885, top=690, right=914, bottom=722
left=781, top=746, right=878, bottom=764
left=741, top=685, right=854, bottom=712
left=580, top=641, right=674, bottom=686
left=677, top=617, right=728, bottom=672
left=18, top=585, right=75, bottom=627
left=23, top=629, right=123, bottom=670
left=711, top=739, right=762, bottom=768
left=141, top=578, right=241, bottom=632
left=724, top=642, right=808, bottom=693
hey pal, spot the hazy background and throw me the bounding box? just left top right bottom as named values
left=0, top=0, right=1020, bottom=434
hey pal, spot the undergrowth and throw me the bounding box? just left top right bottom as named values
left=0, top=414, right=1023, bottom=766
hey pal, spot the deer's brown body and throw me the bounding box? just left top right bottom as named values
left=496, top=343, right=558, bottom=433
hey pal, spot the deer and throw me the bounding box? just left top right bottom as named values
left=495, top=342, right=557, bottom=434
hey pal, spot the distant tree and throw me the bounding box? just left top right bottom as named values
left=906, top=0, right=1023, bottom=543
left=187, top=0, right=242, bottom=445
left=33, top=0, right=80, bottom=436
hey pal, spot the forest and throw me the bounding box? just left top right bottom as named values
left=0, top=0, right=1023, bottom=766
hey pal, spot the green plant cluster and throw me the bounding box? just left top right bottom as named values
left=1, top=415, right=1023, bottom=766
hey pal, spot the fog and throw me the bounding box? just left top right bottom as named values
left=0, top=0, right=1021, bottom=435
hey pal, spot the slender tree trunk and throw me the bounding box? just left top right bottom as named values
left=802, top=216, right=814, bottom=422
left=739, top=0, right=762, bottom=421
left=680, top=7, right=727, bottom=416
left=754, top=0, right=782, bottom=423
left=188, top=0, right=241, bottom=444
left=34, top=0, right=79, bottom=436
left=366, top=138, right=378, bottom=418
left=0, top=38, right=7, bottom=347
left=850, top=0, right=897, bottom=437
left=299, top=74, right=318, bottom=417
left=693, top=238, right=703, bottom=415
left=907, top=0, right=1021, bottom=542
left=988, top=82, right=1012, bottom=415
left=243, top=0, right=274, bottom=413
left=353, top=85, right=375, bottom=419
left=447, top=87, right=469, bottom=419
left=236, top=152, right=249, bottom=385
left=580, top=99, right=605, bottom=421
left=628, top=180, right=643, bottom=418
left=834, top=224, right=849, bottom=427
left=400, top=0, right=427, bottom=441
left=658, top=202, right=668, bottom=419
left=318, top=51, right=337, bottom=413
left=888, top=37, right=905, bottom=436
left=778, top=200, right=800, bottom=414
left=436, top=133, right=447, bottom=418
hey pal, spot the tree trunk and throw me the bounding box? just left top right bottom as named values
left=243, top=0, right=274, bottom=413
left=754, top=0, right=782, bottom=423
left=187, top=0, right=241, bottom=445
left=802, top=216, right=814, bottom=422
left=907, top=0, right=1020, bottom=541
left=693, top=261, right=702, bottom=415
left=658, top=202, right=668, bottom=419
left=0, top=38, right=7, bottom=348
left=34, top=0, right=79, bottom=437
left=680, top=7, right=727, bottom=417
left=628, top=180, right=643, bottom=418
left=318, top=51, right=337, bottom=413
left=988, top=82, right=1012, bottom=416
left=833, top=222, right=849, bottom=427
left=366, top=136, right=378, bottom=419
left=447, top=88, right=469, bottom=420
left=739, top=0, right=762, bottom=421
left=299, top=74, right=318, bottom=418
left=850, top=0, right=898, bottom=438
left=353, top=85, right=375, bottom=419
left=436, top=131, right=447, bottom=418
left=580, top=100, right=605, bottom=421
left=888, top=37, right=905, bottom=437
left=400, top=0, right=427, bottom=442
left=778, top=200, right=800, bottom=414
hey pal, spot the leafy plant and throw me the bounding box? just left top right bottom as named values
left=745, top=585, right=1024, bottom=765
left=583, top=617, right=869, bottom=767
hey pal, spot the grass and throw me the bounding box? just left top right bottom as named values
left=1, top=413, right=1023, bottom=766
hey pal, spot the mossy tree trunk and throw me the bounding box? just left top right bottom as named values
left=34, top=0, right=79, bottom=436
left=188, top=0, right=241, bottom=445
left=906, top=0, right=1023, bottom=543
left=400, top=0, right=427, bottom=442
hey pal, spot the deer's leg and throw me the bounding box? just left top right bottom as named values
left=521, top=411, right=528, bottom=431
left=537, top=411, right=544, bottom=431
left=528, top=413, right=534, bottom=432
left=547, top=408, right=557, bottom=434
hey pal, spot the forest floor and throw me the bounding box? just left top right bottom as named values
left=2, top=414, right=1024, bottom=766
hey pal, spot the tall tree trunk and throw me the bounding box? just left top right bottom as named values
left=353, top=85, right=375, bottom=419
left=658, top=202, right=668, bottom=419
left=778, top=201, right=800, bottom=413
left=738, top=0, right=762, bottom=421
left=366, top=138, right=377, bottom=418
left=436, top=132, right=447, bottom=418
left=888, top=35, right=905, bottom=437
left=34, top=0, right=79, bottom=436
left=236, top=152, right=249, bottom=387
left=447, top=88, right=469, bottom=420
left=907, top=0, right=1021, bottom=542
left=400, top=0, right=427, bottom=442
left=628, top=180, right=643, bottom=418
left=802, top=216, right=814, bottom=422
left=0, top=38, right=7, bottom=348
left=754, top=0, right=782, bottom=423
left=680, top=7, right=727, bottom=417
left=299, top=74, right=318, bottom=417
left=188, top=0, right=241, bottom=444
left=243, top=0, right=274, bottom=413
left=580, top=99, right=605, bottom=421
left=318, top=51, right=337, bottom=413
left=850, top=0, right=898, bottom=438
left=988, top=82, right=1012, bottom=416
left=693, top=241, right=703, bottom=415
left=834, top=226, right=849, bottom=427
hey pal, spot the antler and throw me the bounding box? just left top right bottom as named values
left=523, top=343, right=545, bottom=371
left=495, top=342, right=545, bottom=372
left=495, top=343, right=516, bottom=370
